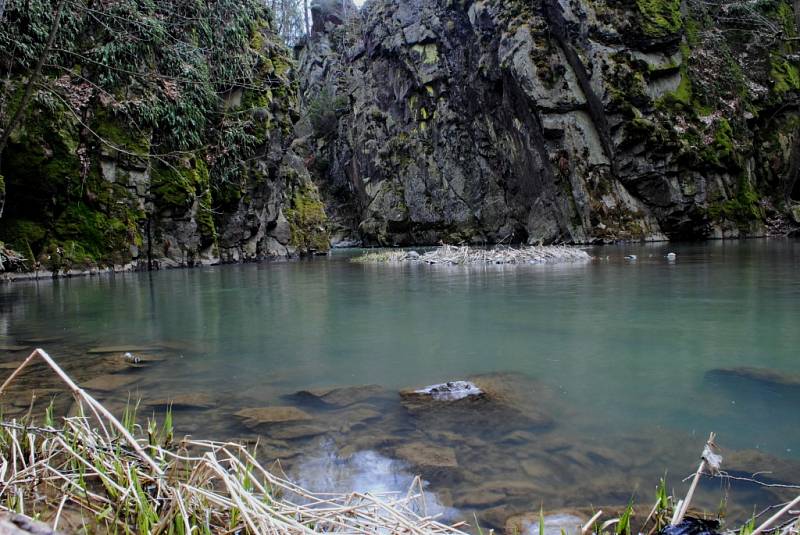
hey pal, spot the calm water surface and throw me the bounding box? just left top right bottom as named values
left=2, top=239, right=799, bottom=527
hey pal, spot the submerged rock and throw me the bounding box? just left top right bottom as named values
left=82, top=373, right=140, bottom=392
left=267, top=423, right=330, bottom=441
left=706, top=366, right=800, bottom=389
left=725, top=448, right=800, bottom=486
left=394, top=442, right=458, bottom=470
left=289, top=384, right=390, bottom=408
left=87, top=345, right=161, bottom=354
left=0, top=344, right=30, bottom=352
left=147, top=393, right=216, bottom=411
left=234, top=406, right=313, bottom=427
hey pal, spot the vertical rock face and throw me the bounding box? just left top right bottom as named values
left=0, top=0, right=330, bottom=272
left=298, top=0, right=800, bottom=245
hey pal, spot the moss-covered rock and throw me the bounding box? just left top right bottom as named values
left=285, top=184, right=331, bottom=254
left=636, top=0, right=683, bottom=37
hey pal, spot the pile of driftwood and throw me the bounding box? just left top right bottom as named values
left=353, top=245, right=592, bottom=265
left=0, top=350, right=469, bottom=534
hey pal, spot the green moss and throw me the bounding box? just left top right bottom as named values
left=770, top=55, right=800, bottom=95
left=776, top=1, right=797, bottom=36
left=0, top=219, right=47, bottom=261
left=53, top=203, right=129, bottom=260
left=285, top=185, right=330, bottom=254
left=411, top=43, right=439, bottom=64
left=684, top=16, right=701, bottom=46
left=93, top=108, right=151, bottom=155
left=194, top=159, right=217, bottom=243
left=636, top=0, right=683, bottom=37
left=708, top=175, right=763, bottom=227
left=151, top=162, right=197, bottom=209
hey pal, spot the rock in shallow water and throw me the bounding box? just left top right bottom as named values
left=394, top=442, right=458, bottom=470
left=147, top=393, right=216, bottom=410
left=706, top=366, right=800, bottom=389
left=82, top=373, right=140, bottom=392
left=234, top=406, right=313, bottom=427
left=289, top=384, right=390, bottom=407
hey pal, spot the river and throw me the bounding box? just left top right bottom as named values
left=1, top=239, right=799, bottom=529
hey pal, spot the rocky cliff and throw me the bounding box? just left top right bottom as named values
left=0, top=0, right=330, bottom=272
left=298, top=0, right=800, bottom=245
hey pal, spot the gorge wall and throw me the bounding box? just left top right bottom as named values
left=0, top=0, right=329, bottom=272
left=297, top=0, right=800, bottom=246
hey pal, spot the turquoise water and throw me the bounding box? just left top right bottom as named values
left=2, top=238, right=799, bottom=525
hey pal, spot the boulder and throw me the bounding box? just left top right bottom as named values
left=400, top=372, right=554, bottom=429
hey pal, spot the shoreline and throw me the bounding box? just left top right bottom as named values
left=2, top=235, right=797, bottom=283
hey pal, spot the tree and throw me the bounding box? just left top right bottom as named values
left=265, top=0, right=307, bottom=45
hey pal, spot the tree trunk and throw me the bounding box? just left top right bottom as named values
left=0, top=0, right=68, bottom=219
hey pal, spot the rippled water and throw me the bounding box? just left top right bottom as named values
left=2, top=239, right=799, bottom=529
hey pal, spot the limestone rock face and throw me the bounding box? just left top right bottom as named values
left=297, top=0, right=800, bottom=245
